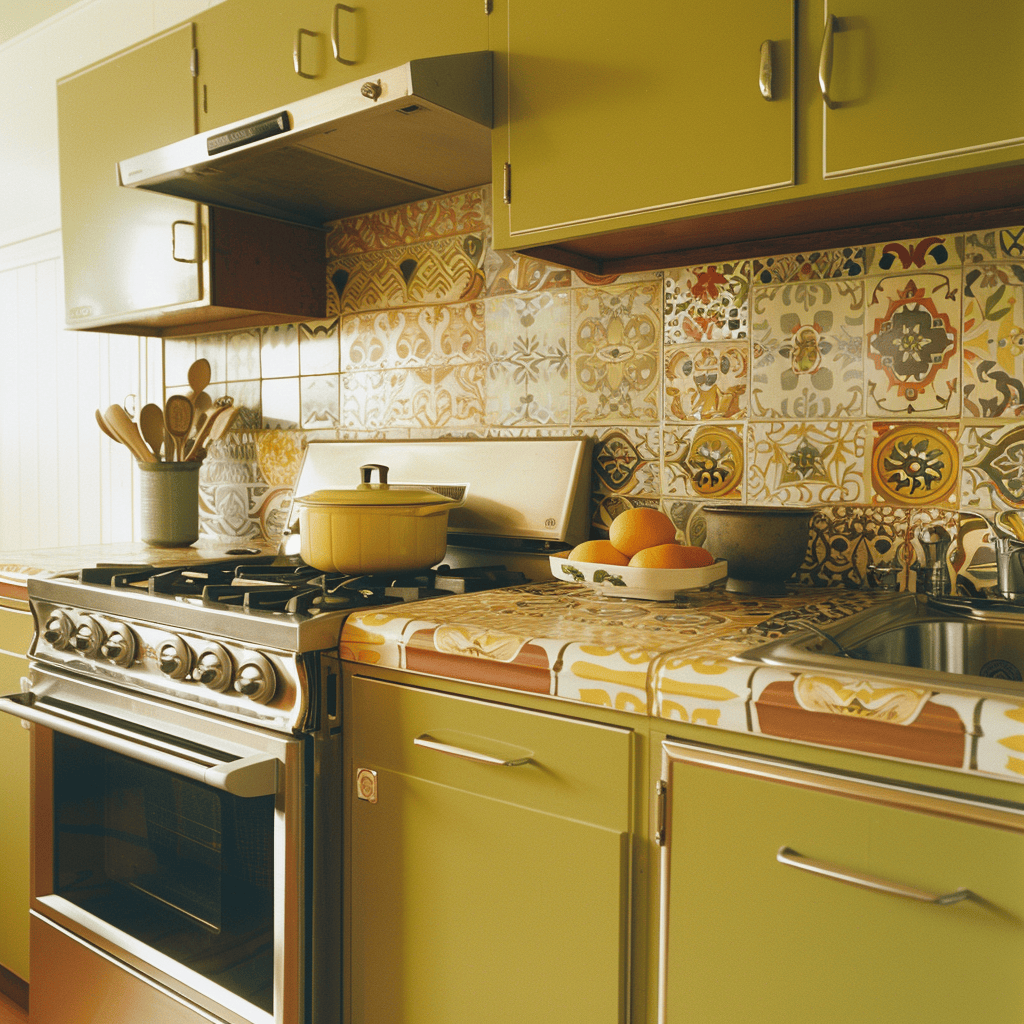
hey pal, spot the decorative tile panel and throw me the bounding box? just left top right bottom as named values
left=798, top=505, right=910, bottom=589
left=485, top=249, right=572, bottom=295
left=747, top=420, right=868, bottom=504
left=960, top=422, right=1024, bottom=509
left=751, top=246, right=867, bottom=283
left=298, top=319, right=340, bottom=375
left=961, top=263, right=1024, bottom=417
left=749, top=279, right=865, bottom=419
left=591, top=426, right=661, bottom=495
left=865, top=273, right=961, bottom=417
left=571, top=282, right=662, bottom=424
left=663, top=261, right=749, bottom=343
left=869, top=421, right=959, bottom=507
left=864, top=233, right=964, bottom=275
left=663, top=424, right=745, bottom=501
left=664, top=341, right=748, bottom=421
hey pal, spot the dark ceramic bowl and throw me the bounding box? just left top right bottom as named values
left=702, top=504, right=815, bottom=595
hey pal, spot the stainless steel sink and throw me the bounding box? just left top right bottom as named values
left=735, top=593, right=1024, bottom=697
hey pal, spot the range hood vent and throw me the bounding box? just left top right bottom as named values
left=118, top=51, right=493, bottom=227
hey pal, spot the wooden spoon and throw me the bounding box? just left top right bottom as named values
left=164, top=393, right=194, bottom=462
left=103, top=404, right=157, bottom=463
left=184, top=402, right=237, bottom=461
left=139, top=403, right=166, bottom=461
left=191, top=390, right=214, bottom=436
left=95, top=408, right=119, bottom=443
left=187, top=358, right=211, bottom=400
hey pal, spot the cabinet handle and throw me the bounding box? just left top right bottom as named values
left=170, top=220, right=198, bottom=264
left=414, top=734, right=531, bottom=767
left=818, top=13, right=837, bottom=109
left=332, top=3, right=358, bottom=66
left=758, top=39, right=773, bottom=100
left=293, top=27, right=319, bottom=79
left=777, top=847, right=974, bottom=905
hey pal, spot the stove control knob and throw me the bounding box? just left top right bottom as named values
left=195, top=644, right=232, bottom=692
left=71, top=616, right=106, bottom=656
left=157, top=636, right=192, bottom=680
left=42, top=610, right=73, bottom=650
left=234, top=653, right=276, bottom=704
left=100, top=626, right=136, bottom=667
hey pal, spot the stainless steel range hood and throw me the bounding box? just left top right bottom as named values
left=117, top=51, right=493, bottom=227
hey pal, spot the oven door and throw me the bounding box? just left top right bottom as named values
left=0, top=665, right=308, bottom=1024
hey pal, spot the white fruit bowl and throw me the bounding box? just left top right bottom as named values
left=549, top=555, right=727, bottom=601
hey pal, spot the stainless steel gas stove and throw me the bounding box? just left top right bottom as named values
left=1, top=437, right=590, bottom=1024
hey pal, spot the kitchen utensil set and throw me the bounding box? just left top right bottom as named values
left=95, top=359, right=240, bottom=464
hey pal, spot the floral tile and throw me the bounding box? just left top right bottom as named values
left=961, top=263, right=1024, bottom=417
left=299, top=374, right=340, bottom=429
left=328, top=234, right=487, bottom=315
left=298, top=319, right=340, bottom=376
left=664, top=341, right=748, bottom=421
left=797, top=504, right=911, bottom=590
left=341, top=302, right=486, bottom=371
left=340, top=370, right=390, bottom=431
left=865, top=272, right=961, bottom=417
left=386, top=364, right=487, bottom=431
left=591, top=426, right=661, bottom=495
left=960, top=422, right=1024, bottom=509
left=324, top=186, right=488, bottom=258
left=663, top=261, right=749, bottom=343
left=864, top=233, right=964, bottom=275
left=484, top=249, right=572, bottom=295
left=484, top=291, right=569, bottom=426
left=747, top=420, right=868, bottom=504
left=571, top=281, right=662, bottom=424
left=749, top=279, right=865, bottom=418
left=663, top=424, right=745, bottom=501
left=750, top=246, right=867, bottom=283
left=870, top=421, right=959, bottom=507
left=964, top=224, right=1024, bottom=264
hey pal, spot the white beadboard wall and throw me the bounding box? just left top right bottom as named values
left=0, top=0, right=223, bottom=553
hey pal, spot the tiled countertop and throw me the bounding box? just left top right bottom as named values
left=341, top=580, right=1024, bottom=785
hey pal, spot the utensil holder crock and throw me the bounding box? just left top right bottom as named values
left=139, top=460, right=200, bottom=547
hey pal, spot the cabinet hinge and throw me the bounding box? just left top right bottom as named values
left=502, top=162, right=512, bottom=205
left=655, top=779, right=668, bottom=846
left=484, top=0, right=493, bottom=13
left=190, top=46, right=199, bottom=77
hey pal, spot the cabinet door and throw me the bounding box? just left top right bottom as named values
left=659, top=741, right=1024, bottom=1024
left=822, top=1, right=1024, bottom=178
left=196, top=0, right=490, bottom=131
left=58, top=25, right=201, bottom=327
left=347, top=675, right=633, bottom=1024
left=0, top=600, right=33, bottom=982
left=500, top=0, right=794, bottom=242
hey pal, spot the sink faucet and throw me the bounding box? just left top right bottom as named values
left=913, top=524, right=951, bottom=597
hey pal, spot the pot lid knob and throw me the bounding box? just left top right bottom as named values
left=359, top=463, right=390, bottom=488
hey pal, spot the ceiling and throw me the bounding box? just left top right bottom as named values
left=1, top=0, right=80, bottom=45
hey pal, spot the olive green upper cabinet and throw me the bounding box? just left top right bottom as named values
left=58, top=26, right=202, bottom=330
left=493, top=0, right=795, bottom=249
left=195, top=0, right=491, bottom=131
left=659, top=740, right=1024, bottom=1024
left=346, top=674, right=634, bottom=1024
left=820, top=1, right=1024, bottom=179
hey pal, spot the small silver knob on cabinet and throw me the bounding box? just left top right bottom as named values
left=234, top=653, right=276, bottom=704
left=195, top=644, right=232, bottom=691
left=360, top=79, right=382, bottom=101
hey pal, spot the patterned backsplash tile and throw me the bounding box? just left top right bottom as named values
left=173, top=185, right=1024, bottom=593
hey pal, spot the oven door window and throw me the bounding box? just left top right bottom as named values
left=52, top=732, right=275, bottom=1013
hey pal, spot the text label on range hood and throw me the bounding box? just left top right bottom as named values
left=117, top=51, right=493, bottom=227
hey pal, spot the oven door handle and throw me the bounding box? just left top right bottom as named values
left=0, top=692, right=278, bottom=798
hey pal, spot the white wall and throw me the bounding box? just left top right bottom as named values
left=0, top=0, right=222, bottom=552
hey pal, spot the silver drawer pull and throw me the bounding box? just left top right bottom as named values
left=414, top=735, right=531, bottom=767
left=778, top=846, right=974, bottom=905
left=332, top=3, right=358, bottom=65
left=818, top=13, right=837, bottom=109
left=758, top=39, right=773, bottom=100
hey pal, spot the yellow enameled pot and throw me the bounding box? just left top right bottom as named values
left=292, top=463, right=457, bottom=574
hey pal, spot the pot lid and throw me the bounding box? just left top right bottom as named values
left=294, top=463, right=456, bottom=509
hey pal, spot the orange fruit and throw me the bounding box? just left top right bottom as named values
left=608, top=507, right=677, bottom=558
left=628, top=544, right=714, bottom=569
left=567, top=539, right=629, bottom=565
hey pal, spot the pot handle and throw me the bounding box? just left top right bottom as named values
left=359, top=463, right=389, bottom=486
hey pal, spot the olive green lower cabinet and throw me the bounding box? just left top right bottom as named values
left=0, top=595, right=33, bottom=986
left=345, top=673, right=634, bottom=1024
left=658, top=740, right=1024, bottom=1024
